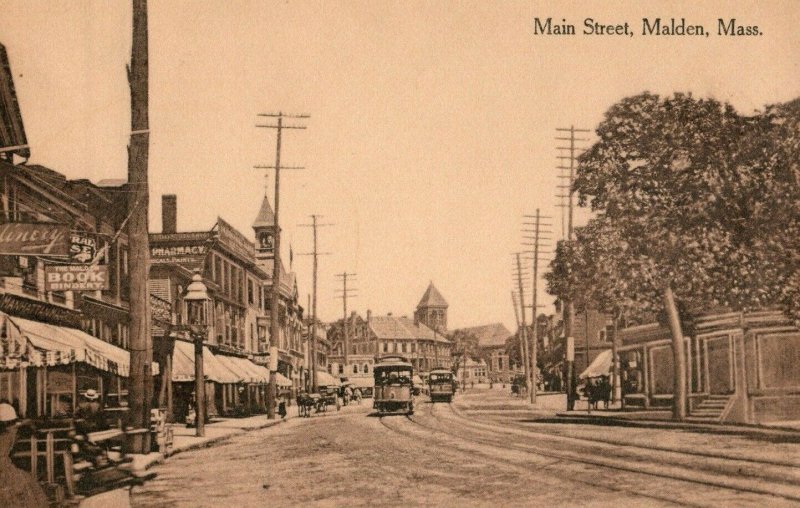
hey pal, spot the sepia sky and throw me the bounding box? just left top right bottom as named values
left=1, top=1, right=798, bottom=330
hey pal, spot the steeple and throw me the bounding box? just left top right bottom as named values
left=252, top=193, right=276, bottom=229
left=414, top=281, right=448, bottom=332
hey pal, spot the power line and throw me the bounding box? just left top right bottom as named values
left=257, top=111, right=309, bottom=418
left=296, top=214, right=334, bottom=391
left=335, top=272, right=358, bottom=369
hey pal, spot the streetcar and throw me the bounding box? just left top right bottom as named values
left=428, top=368, right=455, bottom=403
left=373, top=355, right=415, bottom=415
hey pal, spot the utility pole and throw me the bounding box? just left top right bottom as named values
left=510, top=291, right=525, bottom=378
left=513, top=253, right=531, bottom=395
left=523, top=209, right=553, bottom=404
left=297, top=215, right=333, bottom=391
left=256, top=112, right=308, bottom=418
left=556, top=126, right=590, bottom=411
left=335, top=272, right=357, bottom=374
left=127, top=0, right=152, bottom=453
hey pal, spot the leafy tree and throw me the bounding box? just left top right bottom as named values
left=552, top=92, right=800, bottom=420
left=448, top=329, right=482, bottom=375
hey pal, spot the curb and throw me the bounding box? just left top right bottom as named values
left=551, top=412, right=800, bottom=441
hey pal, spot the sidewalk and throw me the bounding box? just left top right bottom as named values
left=456, top=387, right=800, bottom=441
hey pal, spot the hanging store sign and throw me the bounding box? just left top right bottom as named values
left=70, top=233, right=105, bottom=264
left=0, top=222, right=69, bottom=256
left=45, top=264, right=109, bottom=291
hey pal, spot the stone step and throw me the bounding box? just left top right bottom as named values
left=691, top=410, right=723, bottom=416
left=697, top=402, right=727, bottom=408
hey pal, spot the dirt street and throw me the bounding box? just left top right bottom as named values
left=131, top=390, right=800, bottom=507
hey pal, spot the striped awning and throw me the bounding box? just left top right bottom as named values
left=7, top=315, right=158, bottom=376
left=580, top=349, right=613, bottom=379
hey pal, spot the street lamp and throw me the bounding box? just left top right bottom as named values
left=184, top=270, right=210, bottom=437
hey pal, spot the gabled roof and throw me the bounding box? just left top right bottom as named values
left=453, top=323, right=512, bottom=348
left=369, top=315, right=450, bottom=343
left=416, top=282, right=448, bottom=309
left=252, top=194, right=275, bottom=229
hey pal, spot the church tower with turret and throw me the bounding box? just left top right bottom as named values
left=414, top=282, right=448, bottom=332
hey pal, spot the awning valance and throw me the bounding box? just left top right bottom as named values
left=348, top=376, right=373, bottom=389
left=316, top=370, right=340, bottom=387
left=171, top=339, right=239, bottom=384
left=579, top=349, right=613, bottom=379
left=8, top=315, right=158, bottom=376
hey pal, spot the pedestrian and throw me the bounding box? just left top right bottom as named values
left=0, top=402, right=49, bottom=507
left=278, top=400, right=287, bottom=419
left=76, top=388, right=103, bottom=433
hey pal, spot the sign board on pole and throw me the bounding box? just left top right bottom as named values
left=0, top=223, right=69, bottom=256
left=45, top=264, right=109, bottom=291
left=269, top=346, right=278, bottom=372
left=566, top=336, right=575, bottom=362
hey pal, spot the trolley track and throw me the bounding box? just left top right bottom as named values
left=409, top=401, right=800, bottom=505
left=378, top=406, right=702, bottom=508
left=424, top=405, right=800, bottom=503
left=440, top=404, right=800, bottom=486
left=457, top=404, right=800, bottom=468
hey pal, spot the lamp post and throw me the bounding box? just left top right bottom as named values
left=184, top=271, right=210, bottom=437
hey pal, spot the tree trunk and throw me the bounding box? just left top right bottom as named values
left=663, top=285, right=687, bottom=421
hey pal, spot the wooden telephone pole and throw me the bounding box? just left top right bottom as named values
left=523, top=209, right=553, bottom=404
left=335, top=272, right=357, bottom=372
left=297, top=215, right=333, bottom=391
left=556, top=126, right=590, bottom=410
left=127, top=0, right=152, bottom=453
left=513, top=253, right=531, bottom=395
left=256, top=112, right=308, bottom=418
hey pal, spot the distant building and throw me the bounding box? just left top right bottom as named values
left=327, top=282, right=454, bottom=381
left=457, top=357, right=489, bottom=385
left=451, top=323, right=516, bottom=383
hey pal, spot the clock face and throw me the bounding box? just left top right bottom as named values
left=258, top=232, right=274, bottom=251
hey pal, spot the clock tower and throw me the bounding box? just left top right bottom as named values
left=252, top=194, right=277, bottom=265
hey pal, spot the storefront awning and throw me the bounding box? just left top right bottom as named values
left=275, top=372, right=292, bottom=388
left=348, top=376, right=373, bottom=389
left=8, top=315, right=158, bottom=376
left=172, top=340, right=239, bottom=384
left=216, top=355, right=268, bottom=384
left=580, top=349, right=613, bottom=379
left=316, top=370, right=340, bottom=387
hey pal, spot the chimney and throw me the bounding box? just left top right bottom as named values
left=366, top=309, right=371, bottom=323
left=162, top=194, right=177, bottom=234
